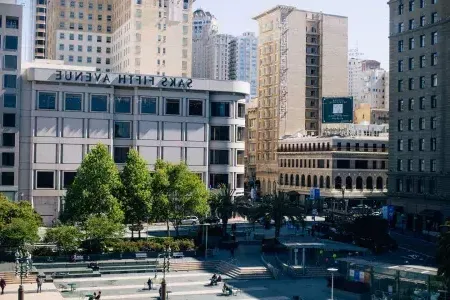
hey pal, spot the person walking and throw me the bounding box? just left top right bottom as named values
left=147, top=278, right=152, bottom=290
left=36, top=276, right=42, bottom=293
left=0, top=277, right=6, bottom=295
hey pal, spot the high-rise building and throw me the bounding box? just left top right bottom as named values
left=245, top=98, right=258, bottom=184
left=0, top=0, right=22, bottom=201
left=253, top=6, right=348, bottom=195
left=45, top=0, right=193, bottom=76
left=33, top=0, right=47, bottom=60
left=192, top=8, right=218, bottom=79
left=205, top=33, right=233, bottom=80
left=229, top=32, right=258, bottom=98
left=388, top=0, right=450, bottom=225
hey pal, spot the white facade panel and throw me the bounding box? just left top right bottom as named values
left=139, top=146, right=158, bottom=164
left=36, top=117, right=57, bottom=137
left=163, top=122, right=182, bottom=141
left=35, top=144, right=57, bottom=163
left=186, top=123, right=205, bottom=141
left=163, top=147, right=182, bottom=163
left=89, top=119, right=109, bottom=138
left=63, top=118, right=84, bottom=138
left=138, top=121, right=158, bottom=140
left=62, top=144, right=83, bottom=163
left=186, top=148, right=204, bottom=166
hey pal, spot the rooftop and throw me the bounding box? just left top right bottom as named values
left=253, top=5, right=348, bottom=21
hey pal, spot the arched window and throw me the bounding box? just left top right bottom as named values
left=313, top=175, right=318, bottom=187
left=290, top=174, right=294, bottom=186
left=366, top=177, right=373, bottom=190
left=296, top=144, right=299, bottom=151
left=335, top=176, right=342, bottom=189
left=284, top=174, right=288, bottom=185
left=296, top=159, right=299, bottom=168
left=376, top=177, right=383, bottom=190
left=295, top=175, right=300, bottom=186
left=346, top=176, right=353, bottom=189
left=279, top=174, right=284, bottom=185
left=307, top=175, right=312, bottom=187
left=319, top=176, right=324, bottom=188
left=356, top=177, right=363, bottom=190
left=326, top=176, right=331, bottom=188
left=301, top=175, right=306, bottom=187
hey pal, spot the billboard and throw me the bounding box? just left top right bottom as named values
left=322, top=97, right=354, bottom=123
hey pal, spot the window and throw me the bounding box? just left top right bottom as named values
left=420, top=16, right=426, bottom=26
left=1, top=172, right=14, bottom=186
left=398, top=139, right=403, bottom=151
left=431, top=53, right=437, bottom=66
left=409, top=19, right=415, bottom=30
left=409, top=57, right=414, bottom=69
left=398, top=22, right=404, bottom=33
left=408, top=139, right=414, bottom=151
left=431, top=159, right=436, bottom=172
left=211, top=102, right=230, bottom=117
left=419, top=117, right=425, bottom=130
left=398, top=80, right=403, bottom=92
left=91, top=95, right=108, bottom=112
left=398, top=119, right=404, bottom=131
left=114, top=121, right=131, bottom=139
left=36, top=171, right=55, bottom=189
left=419, top=138, right=425, bottom=151
left=408, top=78, right=415, bottom=90
left=431, top=138, right=437, bottom=151
left=420, top=76, right=425, bottom=89
left=237, top=150, right=244, bottom=165
left=210, top=126, right=229, bottom=141
left=420, top=35, right=425, bottom=47
left=69, top=45, right=74, bottom=51
left=398, top=4, right=404, bottom=14
left=420, top=55, right=426, bottom=68
left=398, top=60, right=404, bottom=72
left=114, top=97, right=131, bottom=113
left=409, top=98, right=414, bottom=110
left=209, top=150, right=229, bottom=165
left=431, top=32, right=438, bottom=45
left=408, top=119, right=414, bottom=130
left=237, top=103, right=245, bottom=118
left=6, top=16, right=19, bottom=29
left=397, top=159, right=403, bottom=171
left=64, top=93, right=82, bottom=111
left=431, top=74, right=437, bottom=87
left=2, top=133, right=15, bottom=147
left=4, top=55, right=17, bottom=69
left=3, top=113, right=15, bottom=127
left=431, top=12, right=438, bottom=23
left=408, top=159, right=414, bottom=171
left=431, top=95, right=437, bottom=108
left=398, top=99, right=404, bottom=111
left=4, top=36, right=18, bottom=51
left=114, top=147, right=129, bottom=164
left=210, top=174, right=229, bottom=188
left=165, top=98, right=180, bottom=115
left=3, top=75, right=16, bottom=88
left=38, top=92, right=56, bottom=110
left=419, top=159, right=425, bottom=172
left=420, top=0, right=425, bottom=7
left=188, top=100, right=203, bottom=116
left=431, top=117, right=437, bottom=129
left=236, top=127, right=244, bottom=142
left=2, top=153, right=14, bottom=167
left=398, top=40, right=404, bottom=52
left=409, top=0, right=414, bottom=11
left=141, top=97, right=157, bottom=114
left=3, top=94, right=16, bottom=108
left=420, top=97, right=425, bottom=109
left=77, top=56, right=82, bottom=63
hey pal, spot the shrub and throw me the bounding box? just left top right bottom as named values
left=32, top=247, right=56, bottom=257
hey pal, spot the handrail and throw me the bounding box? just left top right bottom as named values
left=260, top=254, right=279, bottom=279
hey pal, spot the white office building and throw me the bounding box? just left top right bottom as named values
left=18, top=61, right=248, bottom=225
left=192, top=9, right=218, bottom=79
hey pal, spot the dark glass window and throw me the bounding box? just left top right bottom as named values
left=4, top=36, right=18, bottom=51
left=4, top=55, right=17, bottom=69
left=38, top=92, right=56, bottom=110
left=236, top=127, right=244, bottom=142
left=3, top=113, right=15, bottom=127
left=237, top=103, right=245, bottom=118
left=165, top=98, right=180, bottom=115
left=91, top=95, right=108, bottom=112
left=188, top=100, right=203, bottom=116
left=114, top=147, right=129, bottom=163
left=355, top=160, right=368, bottom=169
left=114, top=97, right=131, bottom=113
left=36, top=171, right=55, bottom=188
left=63, top=171, right=77, bottom=188
left=237, top=150, right=244, bottom=165
left=210, top=126, right=229, bottom=141
left=141, top=97, right=157, bottom=114
left=1, top=172, right=14, bottom=186
left=65, top=93, right=82, bottom=111
left=2, top=133, right=15, bottom=147
left=114, top=121, right=131, bottom=138
left=209, top=173, right=228, bottom=188
left=3, top=94, right=16, bottom=108
left=209, top=150, right=229, bottom=165
left=211, top=102, right=230, bottom=117
left=2, top=153, right=14, bottom=167
left=3, top=75, right=16, bottom=88
left=337, top=160, right=351, bottom=169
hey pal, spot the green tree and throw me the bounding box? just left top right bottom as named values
left=44, top=225, right=83, bottom=254
left=83, top=215, right=124, bottom=253
left=120, top=149, right=152, bottom=239
left=61, top=144, right=124, bottom=224
left=0, top=194, right=42, bottom=247
left=152, top=160, right=208, bottom=236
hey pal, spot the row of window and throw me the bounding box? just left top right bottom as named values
left=60, top=32, right=111, bottom=43
left=0, top=35, right=19, bottom=51
left=398, top=0, right=438, bottom=15
left=395, top=177, right=436, bottom=194
left=279, top=142, right=387, bottom=152
left=397, top=12, right=439, bottom=33
left=61, top=55, right=108, bottom=65
left=279, top=174, right=385, bottom=191
left=397, top=117, right=437, bottom=131
left=209, top=150, right=244, bottom=165
left=397, top=158, right=436, bottom=172
left=397, top=74, right=438, bottom=92
left=59, top=44, right=111, bottom=54
left=62, top=12, right=112, bottom=21
left=398, top=32, right=438, bottom=53
left=61, top=1, right=112, bottom=10
left=59, top=22, right=111, bottom=33
left=280, top=158, right=387, bottom=170
left=398, top=53, right=437, bottom=72
left=36, top=92, right=246, bottom=118
left=0, top=16, right=19, bottom=29
left=397, top=95, right=437, bottom=111
left=397, top=138, right=437, bottom=152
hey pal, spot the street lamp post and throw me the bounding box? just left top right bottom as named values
left=327, top=267, right=338, bottom=300
left=15, top=250, right=31, bottom=300
left=160, top=246, right=171, bottom=300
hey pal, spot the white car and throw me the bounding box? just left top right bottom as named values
left=180, top=216, right=199, bottom=225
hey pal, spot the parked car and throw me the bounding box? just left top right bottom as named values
left=200, top=216, right=221, bottom=224
left=354, top=235, right=398, bottom=254
left=180, top=216, right=199, bottom=225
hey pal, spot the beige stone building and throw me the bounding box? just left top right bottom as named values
left=46, top=0, right=193, bottom=76
left=253, top=6, right=348, bottom=195
left=245, top=98, right=258, bottom=184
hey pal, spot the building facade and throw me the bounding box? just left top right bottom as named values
left=33, top=0, right=47, bottom=60
left=277, top=134, right=388, bottom=210
left=18, top=62, right=248, bottom=225
left=192, top=8, right=218, bottom=79
left=388, top=0, right=450, bottom=223
left=0, top=0, right=22, bottom=201
left=204, top=33, right=233, bottom=81
left=45, top=0, right=193, bottom=76
left=229, top=32, right=258, bottom=98
left=253, top=6, right=348, bottom=195
left=245, top=98, right=258, bottom=184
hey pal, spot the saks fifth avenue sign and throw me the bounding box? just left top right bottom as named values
left=55, top=70, right=193, bottom=89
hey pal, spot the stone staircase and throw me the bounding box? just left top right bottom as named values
left=169, top=260, right=219, bottom=272
left=0, top=272, right=36, bottom=285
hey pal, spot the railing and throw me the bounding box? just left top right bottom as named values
left=260, top=254, right=279, bottom=279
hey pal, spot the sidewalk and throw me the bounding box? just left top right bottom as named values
left=1, top=283, right=64, bottom=300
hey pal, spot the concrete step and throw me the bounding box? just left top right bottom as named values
left=0, top=272, right=36, bottom=284
left=100, top=264, right=157, bottom=271
left=100, top=267, right=162, bottom=275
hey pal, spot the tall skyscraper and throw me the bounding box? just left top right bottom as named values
left=229, top=32, right=258, bottom=98
left=45, top=0, right=193, bottom=76
left=388, top=0, right=449, bottom=222
left=253, top=6, right=348, bottom=194
left=192, top=8, right=218, bottom=78
left=205, top=33, right=233, bottom=80
left=33, top=0, right=47, bottom=60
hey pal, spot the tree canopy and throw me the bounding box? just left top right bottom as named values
left=44, top=225, right=83, bottom=254
left=62, top=144, right=124, bottom=224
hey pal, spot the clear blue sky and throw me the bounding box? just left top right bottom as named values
left=193, top=0, right=389, bottom=68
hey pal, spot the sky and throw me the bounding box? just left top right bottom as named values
left=193, top=0, right=390, bottom=68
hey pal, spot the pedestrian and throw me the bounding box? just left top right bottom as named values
left=0, top=277, right=6, bottom=295
left=88, top=292, right=96, bottom=300
left=95, top=291, right=101, bottom=299
left=36, top=276, right=42, bottom=293
left=147, top=278, right=152, bottom=290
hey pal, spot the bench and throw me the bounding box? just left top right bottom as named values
left=172, top=252, right=184, bottom=259
left=135, top=253, right=147, bottom=259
